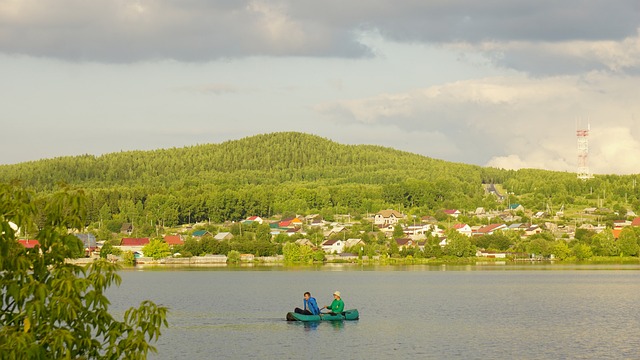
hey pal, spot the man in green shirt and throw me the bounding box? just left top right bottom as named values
left=322, top=291, right=344, bottom=315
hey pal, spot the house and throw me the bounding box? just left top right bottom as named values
left=524, top=225, right=542, bottom=236
left=119, top=238, right=150, bottom=254
left=584, top=207, right=597, bottom=214
left=18, top=239, right=40, bottom=248
left=214, top=232, right=234, bottom=241
left=74, top=233, right=97, bottom=251
left=120, top=223, right=133, bottom=234
left=533, top=211, right=547, bottom=219
left=443, top=209, right=461, bottom=218
left=164, top=235, right=184, bottom=246
left=323, top=226, right=347, bottom=238
left=321, top=239, right=345, bottom=254
left=295, top=238, right=315, bottom=247
left=474, top=224, right=507, bottom=236
left=279, top=217, right=303, bottom=228
left=374, top=210, right=404, bottom=225
left=508, top=204, right=524, bottom=212
left=613, top=220, right=631, bottom=229
left=286, top=228, right=301, bottom=237
left=344, top=238, right=365, bottom=250
left=245, top=216, right=264, bottom=224
left=507, top=223, right=527, bottom=231
left=452, top=223, right=472, bottom=237
left=474, top=207, right=486, bottom=215
left=632, top=217, right=640, bottom=227
left=192, top=230, right=211, bottom=238
left=395, top=238, right=418, bottom=251
left=421, top=216, right=437, bottom=223
left=438, top=237, right=448, bottom=247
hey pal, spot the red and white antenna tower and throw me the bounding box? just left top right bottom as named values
left=576, top=120, right=593, bottom=180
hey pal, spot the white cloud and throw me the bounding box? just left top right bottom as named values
left=316, top=72, right=640, bottom=174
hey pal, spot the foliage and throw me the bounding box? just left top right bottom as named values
left=227, top=250, right=241, bottom=264
left=617, top=228, right=639, bottom=256
left=0, top=183, right=168, bottom=359
left=282, top=243, right=323, bottom=263
left=142, top=239, right=172, bottom=260
left=122, top=251, right=136, bottom=266
left=443, top=230, right=475, bottom=257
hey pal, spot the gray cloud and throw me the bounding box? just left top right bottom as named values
left=1, top=0, right=638, bottom=74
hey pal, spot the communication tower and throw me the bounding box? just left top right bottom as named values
left=576, top=121, right=593, bottom=180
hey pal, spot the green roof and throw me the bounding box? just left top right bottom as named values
left=193, top=230, right=208, bottom=236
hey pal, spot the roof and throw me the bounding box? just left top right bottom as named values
left=214, top=232, right=233, bottom=240
left=164, top=235, right=183, bottom=245
left=18, top=239, right=40, bottom=248
left=509, top=204, right=522, bottom=209
left=612, top=229, right=622, bottom=239
left=120, top=238, right=149, bottom=246
left=631, top=217, right=640, bottom=227
left=376, top=209, right=403, bottom=218
left=443, top=209, right=460, bottom=215
left=453, top=223, right=468, bottom=230
left=121, top=223, right=133, bottom=231
left=395, top=238, right=414, bottom=246
left=322, top=239, right=341, bottom=246
left=477, top=224, right=506, bottom=234
left=192, top=230, right=208, bottom=237
left=247, top=216, right=261, bottom=221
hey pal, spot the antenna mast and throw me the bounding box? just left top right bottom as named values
left=576, top=119, right=593, bottom=180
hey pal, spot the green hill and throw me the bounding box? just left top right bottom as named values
left=0, top=132, right=638, bottom=225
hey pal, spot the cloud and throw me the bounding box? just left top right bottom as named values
left=1, top=0, right=638, bottom=74
left=316, top=72, right=640, bottom=174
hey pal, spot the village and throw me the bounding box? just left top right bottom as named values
left=17, top=203, right=640, bottom=265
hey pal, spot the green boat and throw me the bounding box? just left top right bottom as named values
left=286, top=309, right=359, bottom=322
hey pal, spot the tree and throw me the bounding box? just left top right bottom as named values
left=393, top=224, right=405, bottom=238
left=572, top=243, right=593, bottom=260
left=443, top=230, right=475, bottom=257
left=0, top=184, right=168, bottom=358
left=142, top=239, right=172, bottom=260
left=617, top=228, right=639, bottom=256
left=552, top=241, right=571, bottom=260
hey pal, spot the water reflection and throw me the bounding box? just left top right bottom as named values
left=297, top=320, right=346, bottom=332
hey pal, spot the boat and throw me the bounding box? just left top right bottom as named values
left=286, top=309, right=359, bottom=322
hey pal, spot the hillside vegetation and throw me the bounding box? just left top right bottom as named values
left=1, top=132, right=638, bottom=226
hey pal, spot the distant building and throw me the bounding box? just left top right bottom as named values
left=443, top=209, right=461, bottom=218
left=164, top=235, right=184, bottom=246
left=452, top=223, right=472, bottom=237
left=120, top=223, right=133, bottom=234
left=321, top=239, right=345, bottom=254
left=374, top=210, right=404, bottom=225
left=214, top=232, right=234, bottom=241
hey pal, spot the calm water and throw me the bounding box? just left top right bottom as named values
left=106, top=264, right=640, bottom=359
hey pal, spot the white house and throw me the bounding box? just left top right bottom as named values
left=374, top=210, right=404, bottom=225
left=321, top=239, right=345, bottom=254
left=452, top=223, right=472, bottom=237
left=443, top=209, right=461, bottom=218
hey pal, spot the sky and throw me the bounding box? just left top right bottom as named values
left=1, top=0, right=639, bottom=174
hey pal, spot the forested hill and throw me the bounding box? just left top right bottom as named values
left=0, top=132, right=638, bottom=224
left=0, top=132, right=495, bottom=188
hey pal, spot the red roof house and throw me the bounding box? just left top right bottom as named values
left=631, top=217, right=640, bottom=227
left=120, top=238, right=150, bottom=246
left=164, top=235, right=184, bottom=246
left=475, top=224, right=507, bottom=236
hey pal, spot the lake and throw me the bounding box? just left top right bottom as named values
left=106, top=264, right=640, bottom=359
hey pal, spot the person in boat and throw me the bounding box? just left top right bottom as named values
left=294, top=291, right=321, bottom=315
left=322, top=291, right=345, bottom=315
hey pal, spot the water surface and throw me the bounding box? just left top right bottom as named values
left=107, top=265, right=640, bottom=359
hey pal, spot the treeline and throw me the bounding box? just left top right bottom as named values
left=1, top=132, right=639, bottom=227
